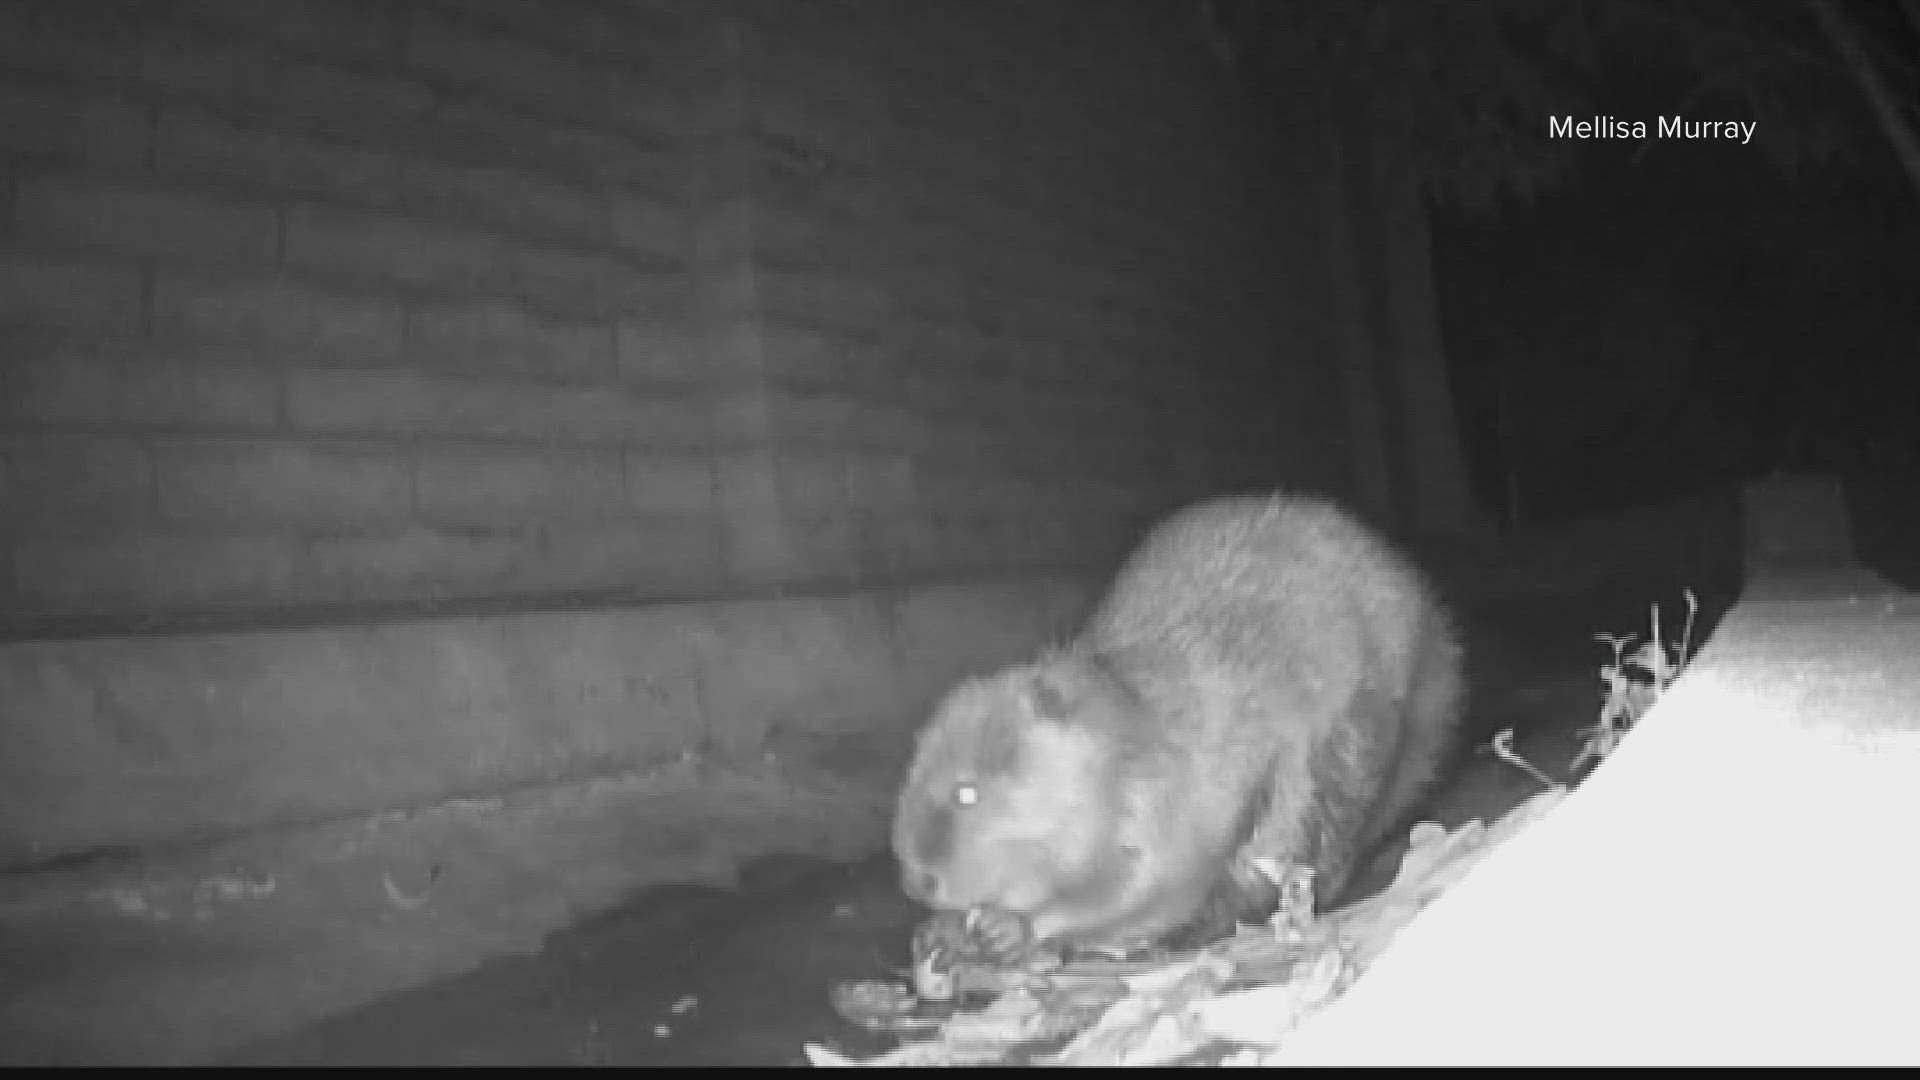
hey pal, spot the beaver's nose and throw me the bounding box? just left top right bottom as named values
left=901, top=866, right=941, bottom=904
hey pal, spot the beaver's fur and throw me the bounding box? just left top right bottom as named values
left=892, top=492, right=1465, bottom=954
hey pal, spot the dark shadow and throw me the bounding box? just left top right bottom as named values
left=221, top=852, right=920, bottom=1067
left=1845, top=477, right=1920, bottom=593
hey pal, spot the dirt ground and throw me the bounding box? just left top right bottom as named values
left=0, top=558, right=1733, bottom=1066
left=215, top=599, right=1668, bottom=1068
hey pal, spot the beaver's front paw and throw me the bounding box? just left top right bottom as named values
left=909, top=909, right=971, bottom=967
left=910, top=906, right=1034, bottom=965
left=964, top=904, right=1037, bottom=960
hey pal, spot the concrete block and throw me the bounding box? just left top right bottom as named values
left=0, top=84, right=152, bottom=169
left=709, top=387, right=881, bottom=444
left=506, top=243, right=681, bottom=320
left=5, top=538, right=145, bottom=611
left=413, top=444, right=628, bottom=531
left=2, top=355, right=124, bottom=429
left=207, top=133, right=621, bottom=256
left=772, top=450, right=854, bottom=521
left=0, top=262, right=145, bottom=333
left=755, top=267, right=899, bottom=328
left=615, top=322, right=710, bottom=385
left=712, top=450, right=799, bottom=587
left=135, top=535, right=313, bottom=608
left=758, top=321, right=886, bottom=388
left=0, top=567, right=1107, bottom=868
left=886, top=573, right=1103, bottom=719
left=624, top=451, right=717, bottom=517
left=688, top=193, right=755, bottom=271
left=283, top=370, right=450, bottom=436
left=284, top=206, right=510, bottom=295
left=750, top=202, right=836, bottom=272
left=152, top=440, right=416, bottom=535
left=171, top=0, right=403, bottom=68
left=9, top=535, right=308, bottom=612
left=408, top=301, right=617, bottom=382
left=521, top=520, right=726, bottom=596
left=2, top=437, right=155, bottom=535
left=291, top=520, right=728, bottom=604
left=608, top=193, right=691, bottom=263
left=12, top=176, right=282, bottom=269
left=843, top=450, right=916, bottom=508
left=602, top=79, right=711, bottom=146
left=401, top=158, right=609, bottom=248
left=424, top=96, right=659, bottom=192
left=426, top=0, right=622, bottom=62
left=402, top=14, right=606, bottom=124
left=705, top=386, right=775, bottom=441
left=152, top=270, right=406, bottom=362
left=132, top=25, right=438, bottom=139
left=0, top=603, right=713, bottom=857
left=599, top=263, right=695, bottom=324
left=284, top=369, right=709, bottom=446
left=306, top=530, right=521, bottom=602
left=0, top=18, right=131, bottom=90
left=512, top=606, right=711, bottom=769
left=119, top=362, right=283, bottom=432
left=841, top=452, right=918, bottom=554
left=155, top=110, right=406, bottom=207
left=2, top=348, right=279, bottom=434
left=748, top=85, right=891, bottom=173
left=694, top=593, right=908, bottom=753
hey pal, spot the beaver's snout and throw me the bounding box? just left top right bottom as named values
left=900, top=865, right=942, bottom=905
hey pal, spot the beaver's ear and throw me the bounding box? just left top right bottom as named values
left=1021, top=670, right=1076, bottom=721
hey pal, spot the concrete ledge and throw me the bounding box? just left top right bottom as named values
left=0, top=572, right=1103, bottom=863
left=1273, top=572, right=1920, bottom=1066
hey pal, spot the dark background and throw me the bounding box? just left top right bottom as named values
left=1433, top=35, right=1919, bottom=523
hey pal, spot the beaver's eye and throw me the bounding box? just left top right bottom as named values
left=952, top=781, right=980, bottom=808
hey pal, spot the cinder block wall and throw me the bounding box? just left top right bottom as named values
left=1, top=0, right=1341, bottom=628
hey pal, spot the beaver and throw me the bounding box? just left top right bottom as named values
left=891, top=492, right=1465, bottom=956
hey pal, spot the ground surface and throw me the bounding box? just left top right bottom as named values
left=0, top=552, right=1735, bottom=1066
left=1271, top=568, right=1920, bottom=1066
left=213, top=608, right=1629, bottom=1067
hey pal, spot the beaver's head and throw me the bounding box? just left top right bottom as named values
left=891, top=654, right=1149, bottom=942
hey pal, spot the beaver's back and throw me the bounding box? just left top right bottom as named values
left=1076, top=492, right=1462, bottom=913
left=1083, top=494, right=1445, bottom=747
